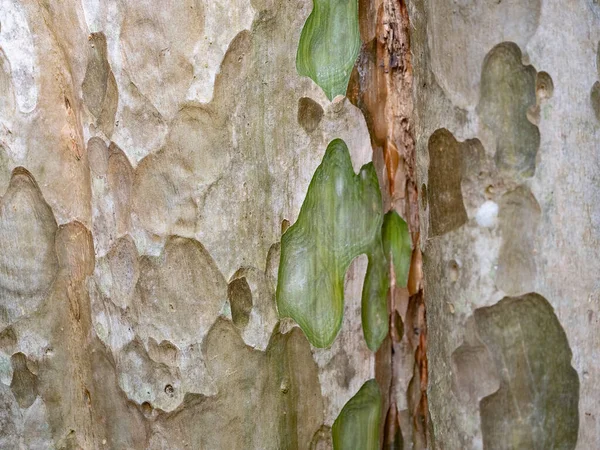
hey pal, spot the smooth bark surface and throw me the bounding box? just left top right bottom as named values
left=410, top=0, right=598, bottom=448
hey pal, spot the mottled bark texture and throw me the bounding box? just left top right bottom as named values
left=410, top=0, right=598, bottom=448
left=0, top=0, right=379, bottom=447
left=0, top=0, right=597, bottom=449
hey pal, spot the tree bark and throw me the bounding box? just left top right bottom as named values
left=0, top=1, right=378, bottom=447
left=410, top=0, right=598, bottom=448
left=0, top=0, right=596, bottom=449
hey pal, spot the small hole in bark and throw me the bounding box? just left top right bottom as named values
left=448, top=260, right=460, bottom=282
left=536, top=71, right=554, bottom=100
left=280, top=378, right=290, bottom=394
left=141, top=401, right=153, bottom=416
left=164, top=384, right=174, bottom=397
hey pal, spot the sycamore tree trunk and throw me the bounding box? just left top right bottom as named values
left=0, top=0, right=596, bottom=449
left=410, top=0, right=599, bottom=449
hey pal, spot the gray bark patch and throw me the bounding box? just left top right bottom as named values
left=592, top=43, right=600, bottom=122
left=496, top=185, right=540, bottom=295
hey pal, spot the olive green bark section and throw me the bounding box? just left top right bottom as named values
left=591, top=82, right=600, bottom=121
left=478, top=42, right=540, bottom=178
left=332, top=379, right=382, bottom=450
left=475, top=293, right=579, bottom=450
left=277, top=139, right=387, bottom=350
left=296, top=0, right=360, bottom=100
left=382, top=211, right=412, bottom=288
left=361, top=242, right=389, bottom=351
left=298, top=97, right=324, bottom=133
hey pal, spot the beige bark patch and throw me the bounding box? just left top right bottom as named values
left=133, top=236, right=227, bottom=345
left=89, top=340, right=148, bottom=448
left=107, top=143, right=134, bottom=237
left=427, top=129, right=468, bottom=237
left=82, top=32, right=118, bottom=137
left=87, top=137, right=109, bottom=177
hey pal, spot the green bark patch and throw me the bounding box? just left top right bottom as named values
left=382, top=211, right=412, bottom=288
left=332, top=379, right=382, bottom=450
left=478, top=42, right=540, bottom=178
left=296, top=0, right=361, bottom=100
left=277, top=139, right=387, bottom=350
left=475, top=293, right=579, bottom=450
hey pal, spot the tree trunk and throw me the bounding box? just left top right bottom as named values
left=0, top=0, right=595, bottom=449
left=0, top=1, right=380, bottom=447
left=410, top=0, right=598, bottom=448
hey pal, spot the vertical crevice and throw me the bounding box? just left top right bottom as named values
left=350, top=0, right=426, bottom=447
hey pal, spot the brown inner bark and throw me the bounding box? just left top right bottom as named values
left=349, top=0, right=427, bottom=447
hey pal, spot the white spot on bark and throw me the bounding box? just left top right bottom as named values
left=475, top=200, right=499, bottom=228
